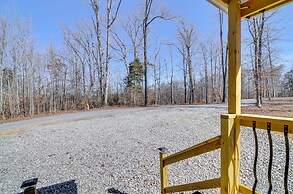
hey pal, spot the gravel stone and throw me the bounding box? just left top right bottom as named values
left=0, top=105, right=292, bottom=194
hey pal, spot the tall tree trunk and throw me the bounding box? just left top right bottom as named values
left=210, top=46, right=214, bottom=103
left=170, top=64, right=174, bottom=104
left=187, top=48, right=195, bottom=104
left=219, top=10, right=228, bottom=103
left=104, top=0, right=112, bottom=106
left=257, top=15, right=265, bottom=105
left=201, top=44, right=209, bottom=104
left=37, top=57, right=41, bottom=114
left=0, top=43, right=4, bottom=119
left=143, top=23, right=148, bottom=106
left=177, top=20, right=196, bottom=104
left=266, top=26, right=275, bottom=100
left=248, top=14, right=265, bottom=108
left=91, top=0, right=104, bottom=105
left=104, top=0, right=122, bottom=106
left=0, top=18, right=7, bottom=119
left=143, top=0, right=171, bottom=106
left=183, top=58, right=187, bottom=104
left=28, top=49, right=34, bottom=117
left=254, top=39, right=262, bottom=108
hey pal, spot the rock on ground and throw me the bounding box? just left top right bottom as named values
left=0, top=106, right=292, bottom=193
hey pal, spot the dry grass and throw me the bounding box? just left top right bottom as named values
left=0, top=105, right=132, bottom=124
left=1, top=98, right=292, bottom=124
left=242, top=97, right=293, bottom=118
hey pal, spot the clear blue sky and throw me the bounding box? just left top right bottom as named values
left=1, top=0, right=292, bottom=73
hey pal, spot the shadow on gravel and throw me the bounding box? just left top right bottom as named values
left=19, top=180, right=77, bottom=194
left=108, top=187, right=128, bottom=194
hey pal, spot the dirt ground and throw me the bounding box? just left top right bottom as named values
left=0, top=105, right=134, bottom=124
left=242, top=97, right=293, bottom=118
left=1, top=98, right=292, bottom=124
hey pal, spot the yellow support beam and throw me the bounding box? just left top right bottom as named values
left=227, top=0, right=241, bottom=115
left=221, top=114, right=240, bottom=194
left=164, top=178, right=221, bottom=193
left=239, top=184, right=260, bottom=194
left=237, top=114, right=293, bottom=134
left=241, top=0, right=293, bottom=19
left=163, top=136, right=221, bottom=166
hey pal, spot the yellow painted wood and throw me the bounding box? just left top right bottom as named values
left=221, top=114, right=239, bottom=194
left=239, top=184, right=260, bottom=194
left=238, top=114, right=293, bottom=134
left=206, top=0, right=228, bottom=13
left=241, top=0, right=293, bottom=18
left=160, top=153, right=168, bottom=194
left=225, top=1, right=242, bottom=192
left=227, top=0, right=241, bottom=115
left=164, top=178, right=221, bottom=193
left=163, top=136, right=221, bottom=166
left=234, top=116, right=241, bottom=194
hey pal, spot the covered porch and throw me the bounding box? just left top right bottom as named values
left=159, top=0, right=293, bottom=193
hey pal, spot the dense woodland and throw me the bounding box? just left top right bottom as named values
left=0, top=0, right=292, bottom=119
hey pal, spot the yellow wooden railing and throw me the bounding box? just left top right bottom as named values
left=238, top=114, right=293, bottom=133
left=159, top=114, right=292, bottom=194
left=235, top=114, right=292, bottom=194
left=159, top=136, right=222, bottom=194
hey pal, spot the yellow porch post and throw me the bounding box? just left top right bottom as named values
left=228, top=0, right=241, bottom=115
left=221, top=114, right=240, bottom=194
left=221, top=0, right=241, bottom=193
left=160, top=152, right=168, bottom=194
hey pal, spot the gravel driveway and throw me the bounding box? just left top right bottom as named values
left=0, top=105, right=292, bottom=193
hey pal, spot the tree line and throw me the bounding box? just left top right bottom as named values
left=0, top=0, right=292, bottom=120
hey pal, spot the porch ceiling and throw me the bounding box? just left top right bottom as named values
left=207, top=0, right=293, bottom=19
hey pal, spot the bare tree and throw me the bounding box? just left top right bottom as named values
left=34, top=53, right=42, bottom=115
left=248, top=13, right=266, bottom=108
left=104, top=0, right=123, bottom=106
left=167, top=42, right=187, bottom=104
left=15, top=19, right=35, bottom=116
left=89, top=0, right=123, bottom=106
left=153, top=43, right=161, bottom=105
left=63, top=21, right=97, bottom=107
left=142, top=0, right=172, bottom=106
left=177, top=20, right=197, bottom=104
left=27, top=45, right=34, bottom=116
left=247, top=11, right=276, bottom=108
left=11, top=39, right=21, bottom=116
left=112, top=29, right=128, bottom=74
left=167, top=46, right=174, bottom=104
left=219, top=10, right=228, bottom=102
left=123, top=13, right=143, bottom=61
left=263, top=23, right=282, bottom=100
left=208, top=40, right=216, bottom=103
left=0, top=17, right=8, bottom=119
left=201, top=43, right=209, bottom=104
left=90, top=0, right=105, bottom=105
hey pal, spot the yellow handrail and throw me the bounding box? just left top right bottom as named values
left=238, top=114, right=293, bottom=133
left=163, top=135, right=221, bottom=165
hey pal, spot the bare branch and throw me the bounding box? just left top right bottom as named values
left=109, top=0, right=123, bottom=27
